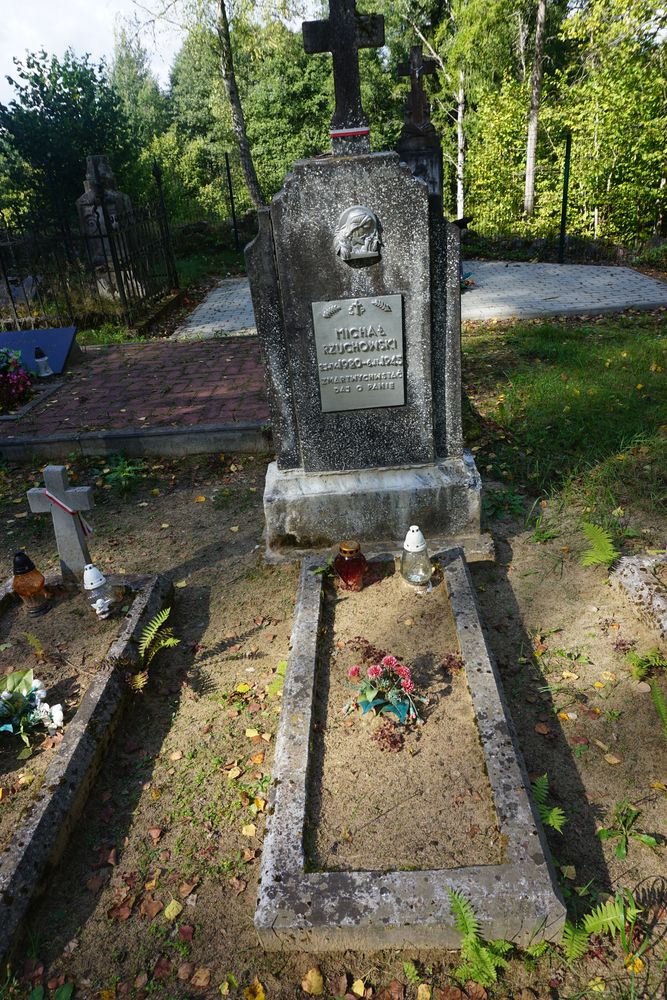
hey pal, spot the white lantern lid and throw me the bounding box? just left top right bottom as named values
left=83, top=563, right=107, bottom=590
left=403, top=525, right=427, bottom=553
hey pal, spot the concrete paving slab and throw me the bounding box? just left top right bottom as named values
left=172, top=277, right=256, bottom=339
left=255, top=550, right=565, bottom=950
left=463, top=262, right=667, bottom=321
left=173, top=265, right=667, bottom=340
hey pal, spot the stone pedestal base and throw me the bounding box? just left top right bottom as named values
left=264, top=452, right=484, bottom=559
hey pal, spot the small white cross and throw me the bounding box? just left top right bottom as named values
left=27, top=466, right=94, bottom=583
left=349, top=299, right=365, bottom=315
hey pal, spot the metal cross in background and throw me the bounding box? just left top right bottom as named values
left=303, top=0, right=384, bottom=155
left=27, top=465, right=94, bottom=583
left=398, top=45, right=437, bottom=130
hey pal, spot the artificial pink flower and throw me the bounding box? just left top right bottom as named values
left=367, top=664, right=383, bottom=680
left=381, top=655, right=398, bottom=668
left=347, top=664, right=361, bottom=680
left=395, top=665, right=411, bottom=680
left=401, top=677, right=415, bottom=694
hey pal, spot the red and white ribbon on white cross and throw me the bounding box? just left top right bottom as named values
left=43, top=489, right=94, bottom=537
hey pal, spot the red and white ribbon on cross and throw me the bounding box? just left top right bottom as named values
left=43, top=489, right=94, bottom=537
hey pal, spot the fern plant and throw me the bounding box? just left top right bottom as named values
left=132, top=607, right=180, bottom=689
left=561, top=890, right=642, bottom=964
left=625, top=647, right=667, bottom=681
left=447, top=888, right=512, bottom=987
left=650, top=682, right=667, bottom=746
left=531, top=774, right=567, bottom=833
left=580, top=522, right=620, bottom=568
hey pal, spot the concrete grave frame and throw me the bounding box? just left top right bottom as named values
left=0, top=572, right=172, bottom=965
left=611, top=552, right=667, bottom=642
left=255, top=550, right=565, bottom=949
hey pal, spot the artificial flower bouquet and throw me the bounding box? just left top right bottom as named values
left=344, top=654, right=427, bottom=725
left=0, top=348, right=32, bottom=414
left=0, top=669, right=64, bottom=745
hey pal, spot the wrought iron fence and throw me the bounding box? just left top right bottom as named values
left=0, top=170, right=178, bottom=331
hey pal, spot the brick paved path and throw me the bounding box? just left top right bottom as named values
left=3, top=338, right=269, bottom=442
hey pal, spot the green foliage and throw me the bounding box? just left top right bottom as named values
left=0, top=50, right=134, bottom=213
left=580, top=522, right=620, bottom=568
left=402, top=961, right=421, bottom=986
left=139, top=607, right=181, bottom=668
left=649, top=681, right=667, bottom=746
left=562, top=919, right=589, bottom=962
left=531, top=774, right=567, bottom=833
left=597, top=802, right=658, bottom=859
left=625, top=647, right=667, bottom=681
left=447, top=888, right=511, bottom=986
left=95, top=454, right=147, bottom=492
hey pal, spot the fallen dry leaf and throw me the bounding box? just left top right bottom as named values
left=604, top=753, right=623, bottom=765
left=241, top=823, right=257, bottom=838
left=301, top=967, right=324, bottom=995
left=133, top=973, right=148, bottom=989
left=194, top=495, right=206, bottom=503
left=139, top=894, right=163, bottom=920
left=534, top=722, right=551, bottom=735
left=243, top=977, right=266, bottom=1000
left=230, top=876, right=247, bottom=895
left=190, top=968, right=211, bottom=989
left=351, top=981, right=366, bottom=998
left=416, top=986, right=432, bottom=1000
left=147, top=827, right=162, bottom=844
left=177, top=963, right=194, bottom=982
left=169, top=750, right=183, bottom=762
left=433, top=988, right=463, bottom=1000
left=178, top=923, right=194, bottom=942
left=179, top=879, right=199, bottom=898
left=164, top=899, right=183, bottom=922
left=464, top=984, right=488, bottom=1000
left=153, top=957, right=171, bottom=981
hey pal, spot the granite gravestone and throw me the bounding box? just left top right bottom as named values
left=76, top=155, right=133, bottom=269
left=247, top=0, right=482, bottom=557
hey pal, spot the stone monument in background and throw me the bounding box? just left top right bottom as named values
left=396, top=45, right=444, bottom=214
left=76, top=155, right=134, bottom=269
left=246, top=0, right=483, bottom=558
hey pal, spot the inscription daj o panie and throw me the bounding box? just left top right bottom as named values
left=312, top=294, right=405, bottom=412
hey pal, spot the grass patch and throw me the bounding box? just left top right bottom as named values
left=76, top=322, right=141, bottom=346
left=176, top=248, right=245, bottom=285
left=463, top=312, right=666, bottom=515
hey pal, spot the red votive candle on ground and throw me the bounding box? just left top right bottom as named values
left=334, top=540, right=367, bottom=591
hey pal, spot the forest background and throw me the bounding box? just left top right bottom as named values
left=0, top=0, right=665, bottom=259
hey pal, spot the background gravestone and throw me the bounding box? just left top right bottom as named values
left=246, top=0, right=482, bottom=557
left=76, top=155, right=133, bottom=269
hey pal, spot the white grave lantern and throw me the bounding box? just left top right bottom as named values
left=400, top=525, right=432, bottom=586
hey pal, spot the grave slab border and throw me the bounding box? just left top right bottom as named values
left=255, top=550, right=565, bottom=950
left=0, top=572, right=173, bottom=965
left=610, top=552, right=667, bottom=641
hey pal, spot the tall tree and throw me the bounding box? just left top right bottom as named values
left=111, top=28, right=167, bottom=146
left=523, top=0, right=546, bottom=216
left=0, top=50, right=132, bottom=213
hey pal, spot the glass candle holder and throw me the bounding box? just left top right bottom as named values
left=334, top=540, right=367, bottom=591
left=12, top=551, right=51, bottom=616
left=83, top=563, right=115, bottom=619
left=400, top=525, right=432, bottom=586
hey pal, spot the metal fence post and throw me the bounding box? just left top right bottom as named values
left=152, top=161, right=179, bottom=290
left=225, top=151, right=240, bottom=251
left=558, top=131, right=572, bottom=265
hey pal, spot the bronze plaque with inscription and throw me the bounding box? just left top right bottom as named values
left=312, top=294, right=404, bottom=412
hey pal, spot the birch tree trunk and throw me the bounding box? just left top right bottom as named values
left=456, top=69, right=466, bottom=218
left=523, top=0, right=547, bottom=217
left=215, top=0, right=265, bottom=209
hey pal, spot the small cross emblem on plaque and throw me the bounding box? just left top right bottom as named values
left=349, top=299, right=365, bottom=315
left=302, top=0, right=384, bottom=154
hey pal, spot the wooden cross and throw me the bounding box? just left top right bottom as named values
left=27, top=465, right=94, bottom=583
left=303, top=0, right=384, bottom=154
left=398, top=45, right=436, bottom=129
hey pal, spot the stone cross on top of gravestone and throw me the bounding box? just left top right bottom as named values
left=27, top=465, right=94, bottom=584
left=398, top=45, right=436, bottom=130
left=303, top=0, right=384, bottom=155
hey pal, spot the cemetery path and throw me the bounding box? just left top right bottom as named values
left=1, top=338, right=269, bottom=452
left=170, top=264, right=667, bottom=341
left=2, top=263, right=665, bottom=460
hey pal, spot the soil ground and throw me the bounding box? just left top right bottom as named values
left=310, top=570, right=502, bottom=872
left=0, top=454, right=665, bottom=1000
left=0, top=589, right=122, bottom=849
